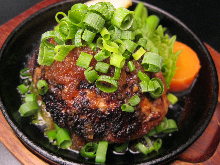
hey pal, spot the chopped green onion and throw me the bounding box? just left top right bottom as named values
left=20, top=68, right=31, bottom=77
left=17, top=84, right=29, bottom=94
left=121, top=30, right=134, bottom=40
left=155, top=118, right=178, bottom=134
left=122, top=50, right=131, bottom=59
left=110, top=53, right=125, bottom=68
left=121, top=104, right=134, bottom=112
left=142, top=52, right=163, bottom=72
left=41, top=31, right=64, bottom=48
left=55, top=12, right=67, bottom=23
left=89, top=2, right=115, bottom=20
left=96, top=37, right=104, bottom=48
left=82, top=29, right=96, bottom=43
left=128, top=61, right=135, bottom=72
left=139, top=81, right=148, bottom=93
left=167, top=93, right=178, bottom=105
left=96, top=75, right=118, bottom=93
left=95, top=62, right=110, bottom=73
left=162, top=119, right=178, bottom=133
left=74, top=29, right=84, bottom=47
left=95, top=141, right=108, bottom=163
left=132, top=47, right=146, bottom=60
left=37, top=80, right=48, bottom=95
left=38, top=43, right=55, bottom=66
left=128, top=95, right=140, bottom=106
left=56, top=126, right=72, bottom=149
left=84, top=67, right=99, bottom=83
left=113, top=143, right=128, bottom=153
left=113, top=67, right=121, bottom=80
left=153, top=138, right=162, bottom=152
left=123, top=40, right=137, bottom=53
left=19, top=101, right=39, bottom=117
left=25, top=93, right=37, bottom=102
left=68, top=4, right=88, bottom=26
left=136, top=142, right=153, bottom=155
left=148, top=78, right=164, bottom=98
left=80, top=142, right=98, bottom=158
left=76, top=52, right=93, bottom=69
left=137, top=38, right=147, bottom=48
left=111, top=7, right=134, bottom=30
left=94, top=49, right=111, bottom=61
left=54, top=45, right=75, bottom=61
left=58, top=19, right=77, bottom=40
left=101, top=27, right=110, bottom=40
left=45, top=130, right=57, bottom=141
left=88, top=42, right=97, bottom=50
left=138, top=71, right=150, bottom=82
left=83, top=12, right=105, bottom=32
left=103, top=40, right=119, bottom=53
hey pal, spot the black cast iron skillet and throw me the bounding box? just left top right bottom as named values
left=0, top=0, right=218, bottom=164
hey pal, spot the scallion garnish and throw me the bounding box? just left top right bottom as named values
left=45, top=129, right=57, bottom=141
left=123, top=39, right=138, bottom=53
left=148, top=78, right=164, bottom=98
left=68, top=3, right=88, bottom=25
left=95, top=62, right=110, bottom=73
left=94, top=49, right=111, bottom=61
left=128, top=95, right=140, bottom=106
left=96, top=75, right=118, bottom=93
left=111, top=7, right=134, bottom=30
left=121, top=104, right=134, bottom=112
left=127, top=61, right=135, bottom=72
left=132, top=47, right=146, bottom=60
left=74, top=29, right=84, bottom=47
left=54, top=45, right=75, bottom=61
left=24, top=93, right=37, bottom=102
left=83, top=12, right=105, bottom=32
left=84, top=67, right=99, bottom=83
left=19, top=101, right=39, bottom=117
left=110, top=53, right=125, bottom=68
left=101, top=27, right=110, bottom=40
left=37, top=80, right=48, bottom=95
left=113, top=67, right=121, bottom=80
left=20, top=68, right=31, bottom=77
left=82, top=29, right=96, bottom=43
left=55, top=124, right=72, bottom=149
left=167, top=93, right=178, bottom=105
left=139, top=81, right=148, bottom=93
left=138, top=71, right=150, bottom=82
left=142, top=52, right=163, bottom=73
left=113, top=143, right=128, bottom=153
left=76, top=52, right=93, bottom=69
left=17, top=84, right=29, bottom=94
left=95, top=141, right=108, bottom=163
left=80, top=142, right=98, bottom=158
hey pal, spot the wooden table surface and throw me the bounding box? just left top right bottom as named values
left=0, top=0, right=219, bottom=164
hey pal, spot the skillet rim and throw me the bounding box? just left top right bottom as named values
left=0, top=0, right=218, bottom=164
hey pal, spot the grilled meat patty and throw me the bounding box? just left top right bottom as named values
left=31, top=46, right=168, bottom=144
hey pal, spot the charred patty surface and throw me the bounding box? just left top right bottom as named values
left=32, top=46, right=168, bottom=143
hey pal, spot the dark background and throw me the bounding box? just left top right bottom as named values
left=0, top=0, right=219, bottom=52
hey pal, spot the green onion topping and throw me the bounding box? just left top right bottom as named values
left=121, top=104, right=134, bottom=112
left=95, top=141, right=108, bottom=163
left=127, top=61, right=135, bottom=72
left=76, top=52, right=93, bottom=69
left=17, top=84, right=29, bottom=94
left=19, top=101, right=39, bottom=117
left=167, top=93, right=178, bottom=105
left=128, top=95, right=140, bottom=106
left=80, top=142, right=98, bottom=158
left=96, top=75, right=118, bottom=93
left=95, top=62, right=110, bottom=73
left=84, top=67, right=99, bottom=83
left=37, top=80, right=48, bottom=95
left=142, top=52, right=163, bottom=73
